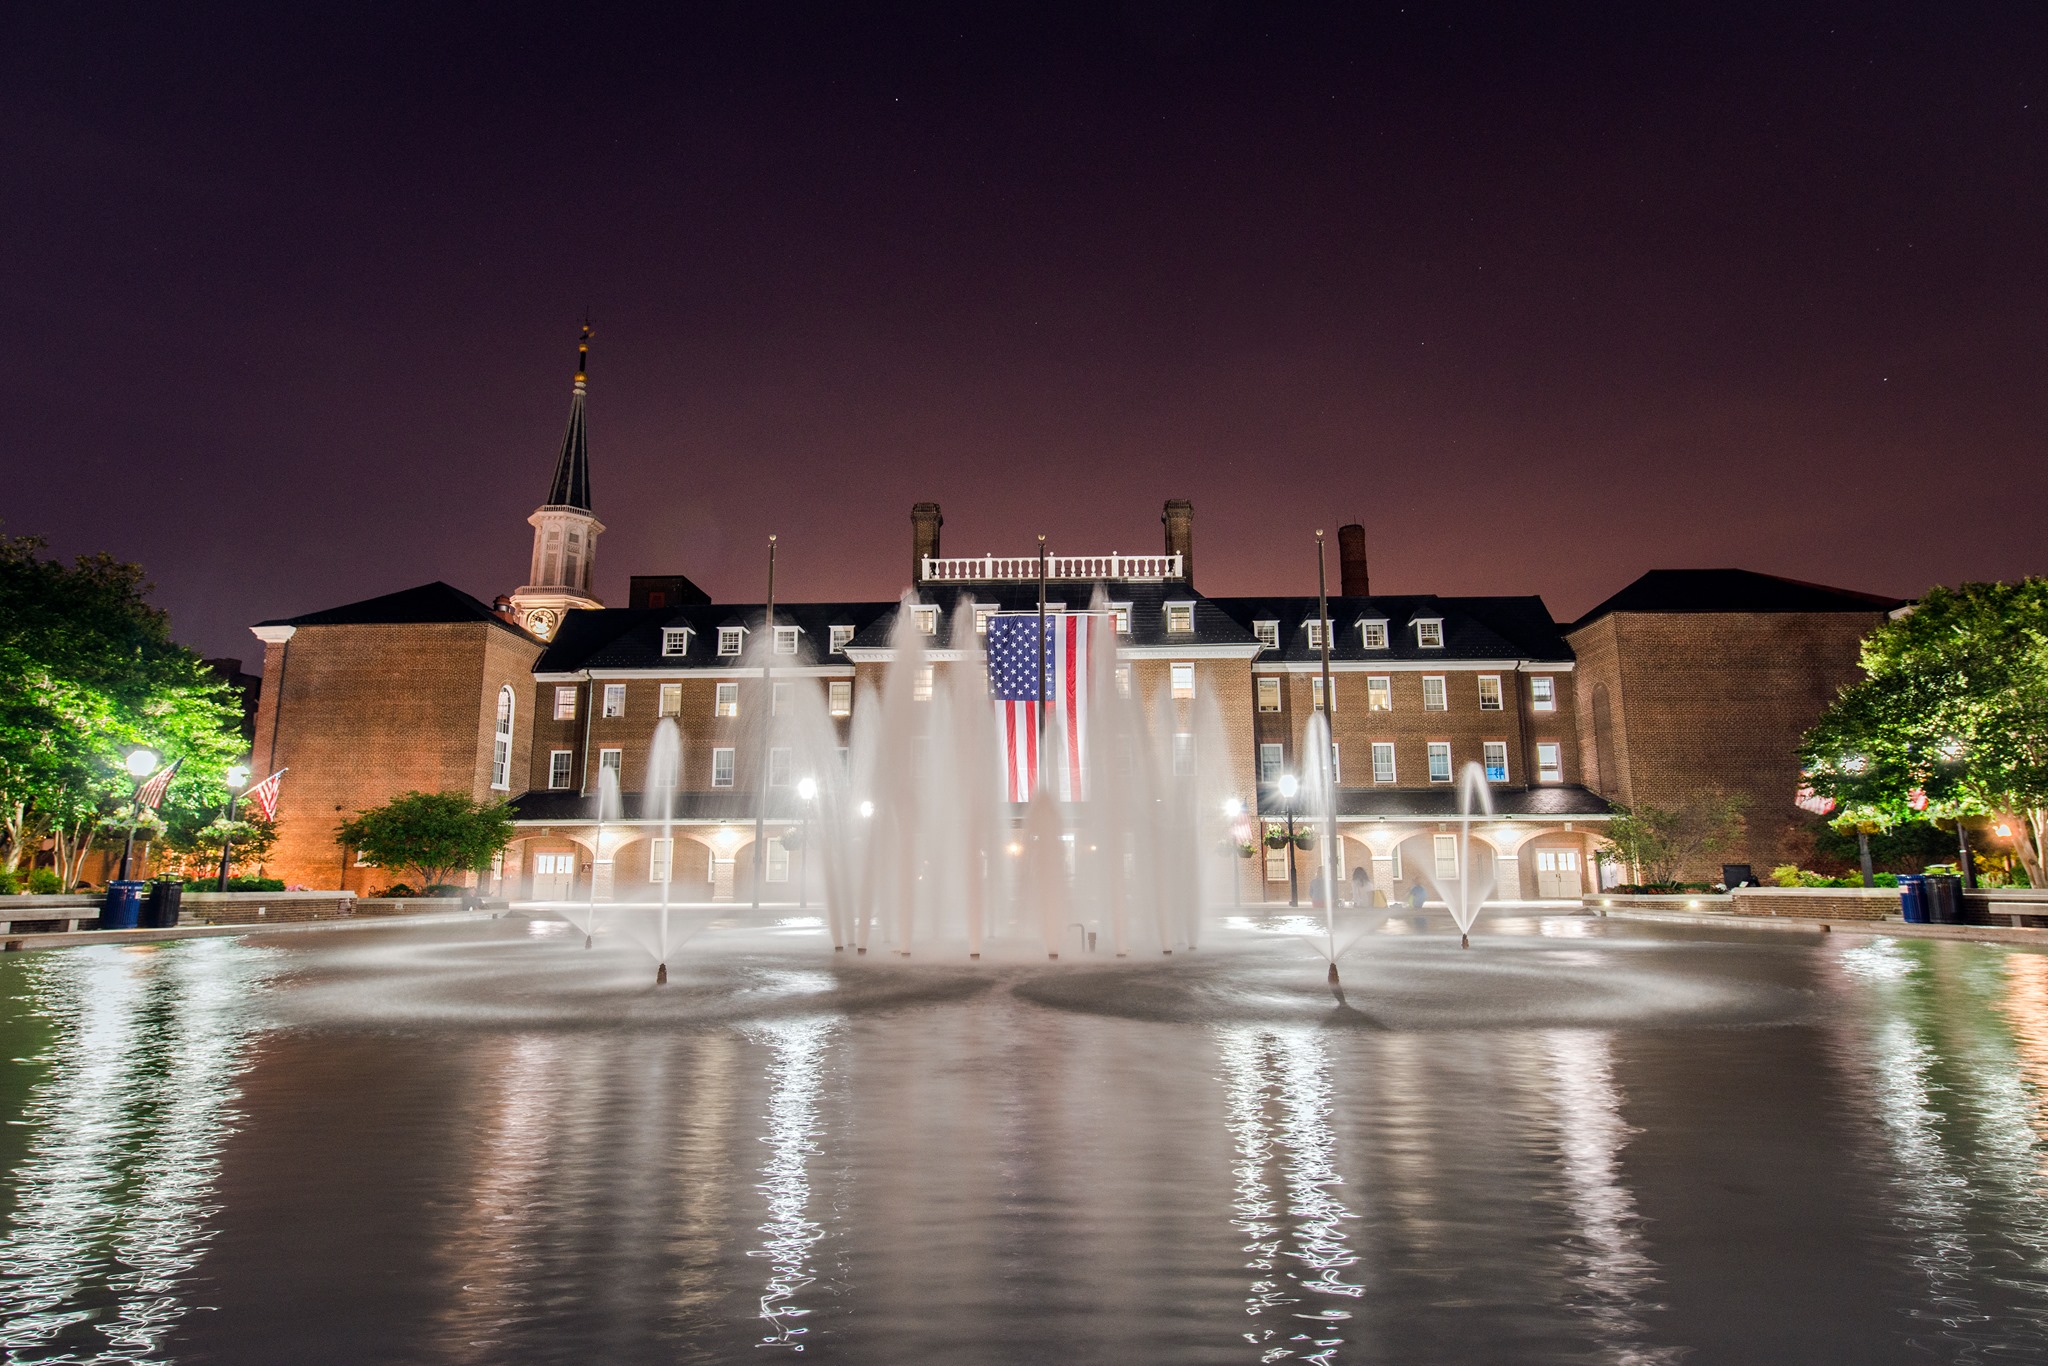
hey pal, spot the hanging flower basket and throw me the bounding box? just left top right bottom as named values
left=1263, top=828, right=1292, bottom=850
left=1220, top=838, right=1257, bottom=859
left=779, top=827, right=805, bottom=852
left=1292, top=829, right=1316, bottom=852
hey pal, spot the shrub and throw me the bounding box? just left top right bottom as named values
left=423, top=883, right=467, bottom=898
left=26, top=868, right=62, bottom=894
left=0, top=870, right=19, bottom=895
left=182, top=876, right=286, bottom=892
left=372, top=883, right=418, bottom=898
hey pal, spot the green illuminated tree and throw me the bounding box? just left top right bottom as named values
left=335, top=791, right=514, bottom=892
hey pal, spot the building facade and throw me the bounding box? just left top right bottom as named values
left=249, top=336, right=1902, bottom=898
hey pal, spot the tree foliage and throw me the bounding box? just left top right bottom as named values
left=1601, top=789, right=1748, bottom=885
left=335, top=791, right=514, bottom=891
left=1802, top=580, right=2048, bottom=887
left=0, top=533, right=249, bottom=883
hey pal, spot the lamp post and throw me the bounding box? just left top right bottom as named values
left=1278, top=772, right=1300, bottom=907
left=216, top=764, right=251, bottom=892
left=796, top=776, right=818, bottom=909
left=117, top=747, right=160, bottom=882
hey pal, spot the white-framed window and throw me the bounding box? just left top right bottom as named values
left=649, top=838, right=674, bottom=884
left=1304, top=618, right=1331, bottom=650
left=1173, top=732, right=1196, bottom=777
left=1367, top=676, right=1393, bottom=712
left=659, top=683, right=682, bottom=717
left=598, top=748, right=622, bottom=778
left=1257, top=677, right=1282, bottom=713
left=661, top=627, right=691, bottom=657
left=974, top=605, right=996, bottom=635
left=1266, top=841, right=1289, bottom=883
left=830, top=624, right=855, bottom=654
left=1170, top=662, right=1195, bottom=699
left=1255, top=620, right=1280, bottom=651
left=1328, top=742, right=1341, bottom=784
left=1371, top=741, right=1396, bottom=784
left=769, top=747, right=793, bottom=787
left=1530, top=676, right=1556, bottom=712
left=1427, top=741, right=1453, bottom=783
left=1165, top=602, right=1195, bottom=634
left=829, top=680, right=853, bottom=717
left=1109, top=603, right=1132, bottom=634
left=1478, top=675, right=1503, bottom=711
left=1537, top=742, right=1563, bottom=783
left=1415, top=618, right=1445, bottom=649
left=1422, top=676, right=1447, bottom=711
left=1434, top=833, right=1460, bottom=881
left=912, top=605, right=939, bottom=636
left=1483, top=740, right=1509, bottom=782
left=914, top=665, right=934, bottom=702
left=1360, top=619, right=1388, bottom=650
left=711, top=748, right=736, bottom=787
left=602, top=683, right=626, bottom=718
left=718, top=626, right=745, bottom=656
left=765, top=836, right=790, bottom=883
left=491, top=685, right=514, bottom=791
left=1312, top=676, right=1334, bottom=711
left=1115, top=665, right=1132, bottom=698
left=774, top=625, right=801, bottom=655
left=715, top=682, right=739, bottom=718
left=772, top=681, right=793, bottom=715
left=1388, top=843, right=1403, bottom=880
left=1259, top=743, right=1284, bottom=784
left=554, top=685, right=578, bottom=720
left=548, top=750, right=574, bottom=789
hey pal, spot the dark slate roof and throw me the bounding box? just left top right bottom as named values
left=1571, top=569, right=1904, bottom=630
left=510, top=789, right=822, bottom=822
left=1207, top=595, right=1573, bottom=663
left=544, top=330, right=593, bottom=510
left=1256, top=783, right=1614, bottom=819
left=533, top=602, right=897, bottom=672
left=849, top=582, right=1259, bottom=650
left=258, top=581, right=522, bottom=632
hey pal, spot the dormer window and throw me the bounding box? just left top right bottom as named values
left=661, top=627, right=691, bottom=658
left=774, top=625, right=800, bottom=655
left=1165, top=602, right=1195, bottom=634
left=1359, top=620, right=1388, bottom=650
left=830, top=624, right=855, bottom=654
left=718, top=626, right=745, bottom=657
left=1254, top=620, right=1279, bottom=651
left=1109, top=603, right=1132, bottom=634
left=1304, top=618, right=1332, bottom=650
left=1415, top=618, right=1444, bottom=649
left=913, top=605, right=939, bottom=636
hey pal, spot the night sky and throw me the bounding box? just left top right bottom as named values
left=6, top=3, right=2045, bottom=666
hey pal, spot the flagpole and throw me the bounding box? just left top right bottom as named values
left=1036, top=535, right=1048, bottom=751
left=1316, top=531, right=1341, bottom=981
left=755, top=534, right=776, bottom=909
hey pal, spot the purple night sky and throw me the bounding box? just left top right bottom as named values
left=5, top=3, right=2044, bottom=665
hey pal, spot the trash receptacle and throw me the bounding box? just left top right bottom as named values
left=1898, top=874, right=1929, bottom=924
left=1723, top=863, right=1756, bottom=888
left=101, top=880, right=146, bottom=930
left=1926, top=873, right=1964, bottom=925
left=142, top=879, right=183, bottom=929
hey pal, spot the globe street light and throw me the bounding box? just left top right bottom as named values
left=1277, top=772, right=1301, bottom=907
left=117, top=747, right=161, bottom=882
left=796, top=775, right=819, bottom=908
left=216, top=763, right=252, bottom=892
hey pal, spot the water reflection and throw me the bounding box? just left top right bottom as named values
left=1542, top=1031, right=1679, bottom=1366
left=0, top=941, right=274, bottom=1361
left=1217, top=1026, right=1361, bottom=1364
left=747, top=1015, right=837, bottom=1350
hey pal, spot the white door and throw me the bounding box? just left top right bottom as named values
left=531, top=852, right=574, bottom=901
left=1535, top=848, right=1582, bottom=898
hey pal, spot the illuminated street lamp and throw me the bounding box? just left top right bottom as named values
left=116, top=747, right=160, bottom=882
left=1277, top=773, right=1301, bottom=907
left=796, top=775, right=819, bottom=908
left=216, top=763, right=252, bottom=892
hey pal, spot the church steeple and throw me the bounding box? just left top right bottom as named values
left=508, top=325, right=607, bottom=640
left=544, top=324, right=593, bottom=511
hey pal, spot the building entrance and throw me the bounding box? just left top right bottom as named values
left=1535, top=848, right=1582, bottom=899
left=532, top=851, right=575, bottom=900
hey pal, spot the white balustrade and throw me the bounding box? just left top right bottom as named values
left=920, top=553, right=1183, bottom=582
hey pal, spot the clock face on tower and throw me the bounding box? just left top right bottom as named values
left=523, top=607, right=559, bottom=639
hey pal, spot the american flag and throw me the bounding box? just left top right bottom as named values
left=986, top=612, right=1110, bottom=802
left=241, top=768, right=287, bottom=822
left=135, top=757, right=180, bottom=810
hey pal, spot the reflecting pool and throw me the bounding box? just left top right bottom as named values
left=3, top=916, right=2048, bottom=1363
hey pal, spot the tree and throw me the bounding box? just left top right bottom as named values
left=335, top=791, right=514, bottom=891
left=0, top=533, right=248, bottom=883
left=1802, top=580, right=2048, bottom=887
left=1601, top=789, right=1748, bottom=885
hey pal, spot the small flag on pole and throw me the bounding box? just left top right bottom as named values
left=241, top=769, right=287, bottom=822
left=987, top=612, right=1109, bottom=802
left=135, top=757, right=181, bottom=810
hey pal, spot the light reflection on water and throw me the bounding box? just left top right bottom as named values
left=745, top=1015, right=837, bottom=1350
left=0, top=941, right=274, bottom=1361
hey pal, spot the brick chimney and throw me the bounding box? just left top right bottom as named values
left=1161, top=498, right=1194, bottom=582
left=911, top=502, right=944, bottom=583
left=1338, top=523, right=1369, bottom=597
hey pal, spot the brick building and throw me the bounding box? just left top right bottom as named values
left=248, top=333, right=1903, bottom=898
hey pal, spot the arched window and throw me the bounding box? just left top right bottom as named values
left=491, top=685, right=515, bottom=790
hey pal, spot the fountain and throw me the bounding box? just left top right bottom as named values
left=1440, top=762, right=1497, bottom=948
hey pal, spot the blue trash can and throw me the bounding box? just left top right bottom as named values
left=101, top=880, right=146, bottom=930
left=1898, top=874, right=1929, bottom=924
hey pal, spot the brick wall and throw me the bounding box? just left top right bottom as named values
left=1728, top=886, right=1901, bottom=921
